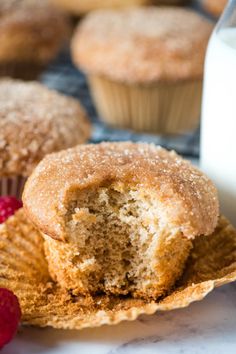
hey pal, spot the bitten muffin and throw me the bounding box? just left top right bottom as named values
left=50, top=0, right=190, bottom=17
left=0, top=0, right=70, bottom=80
left=72, top=7, right=213, bottom=135
left=23, top=142, right=219, bottom=300
left=202, top=0, right=227, bottom=17
left=0, top=78, right=91, bottom=198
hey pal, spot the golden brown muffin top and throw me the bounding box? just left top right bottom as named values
left=23, top=142, right=219, bottom=241
left=0, top=79, right=91, bottom=177
left=202, top=0, right=227, bottom=17
left=71, top=7, right=214, bottom=84
left=0, top=0, right=70, bottom=62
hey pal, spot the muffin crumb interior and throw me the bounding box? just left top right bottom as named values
left=45, top=183, right=192, bottom=299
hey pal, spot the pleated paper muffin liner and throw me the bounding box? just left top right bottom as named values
left=89, top=75, right=202, bottom=135
left=1, top=209, right=236, bottom=330
left=0, top=176, right=27, bottom=199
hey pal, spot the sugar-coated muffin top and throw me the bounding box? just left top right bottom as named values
left=0, top=0, right=70, bottom=62
left=72, top=7, right=213, bottom=83
left=0, top=79, right=91, bottom=177
left=23, top=142, right=219, bottom=241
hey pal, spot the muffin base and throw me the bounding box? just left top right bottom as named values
left=0, top=176, right=27, bottom=199
left=89, top=75, right=202, bottom=135
left=1, top=211, right=236, bottom=330
left=0, top=62, right=45, bottom=81
left=43, top=185, right=193, bottom=300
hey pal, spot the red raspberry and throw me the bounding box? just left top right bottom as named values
left=0, top=288, right=21, bottom=349
left=0, top=196, right=22, bottom=224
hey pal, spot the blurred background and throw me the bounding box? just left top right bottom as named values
left=0, top=0, right=227, bottom=158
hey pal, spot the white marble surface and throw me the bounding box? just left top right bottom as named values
left=2, top=283, right=236, bottom=354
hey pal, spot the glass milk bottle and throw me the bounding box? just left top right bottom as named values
left=201, top=0, right=236, bottom=225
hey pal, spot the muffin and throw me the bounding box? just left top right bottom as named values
left=50, top=0, right=189, bottom=17
left=0, top=0, right=70, bottom=80
left=71, top=7, right=213, bottom=135
left=23, top=142, right=219, bottom=300
left=202, top=0, right=227, bottom=17
left=2, top=208, right=236, bottom=329
left=0, top=78, right=91, bottom=198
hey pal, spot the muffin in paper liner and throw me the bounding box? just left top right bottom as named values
left=89, top=76, right=202, bottom=135
left=1, top=209, right=236, bottom=330
left=0, top=1, right=70, bottom=81
left=0, top=176, right=27, bottom=199
left=72, top=8, right=213, bottom=135
left=0, top=79, right=91, bottom=201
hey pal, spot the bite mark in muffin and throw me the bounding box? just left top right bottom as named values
left=23, top=142, right=219, bottom=300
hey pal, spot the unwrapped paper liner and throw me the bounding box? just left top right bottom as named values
left=0, top=209, right=236, bottom=330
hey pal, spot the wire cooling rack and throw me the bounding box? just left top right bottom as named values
left=40, top=49, right=200, bottom=158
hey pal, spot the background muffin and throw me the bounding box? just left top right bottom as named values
left=23, top=142, right=219, bottom=300
left=72, top=7, right=213, bottom=135
left=50, top=0, right=190, bottom=17
left=0, top=79, right=91, bottom=198
left=201, top=0, right=227, bottom=17
left=0, top=0, right=70, bottom=80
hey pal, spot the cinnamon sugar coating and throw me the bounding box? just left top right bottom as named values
left=0, top=0, right=70, bottom=63
left=0, top=79, right=91, bottom=177
left=71, top=7, right=214, bottom=83
left=23, top=142, right=219, bottom=241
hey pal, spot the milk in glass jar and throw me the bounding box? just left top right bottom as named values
left=201, top=1, right=236, bottom=225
